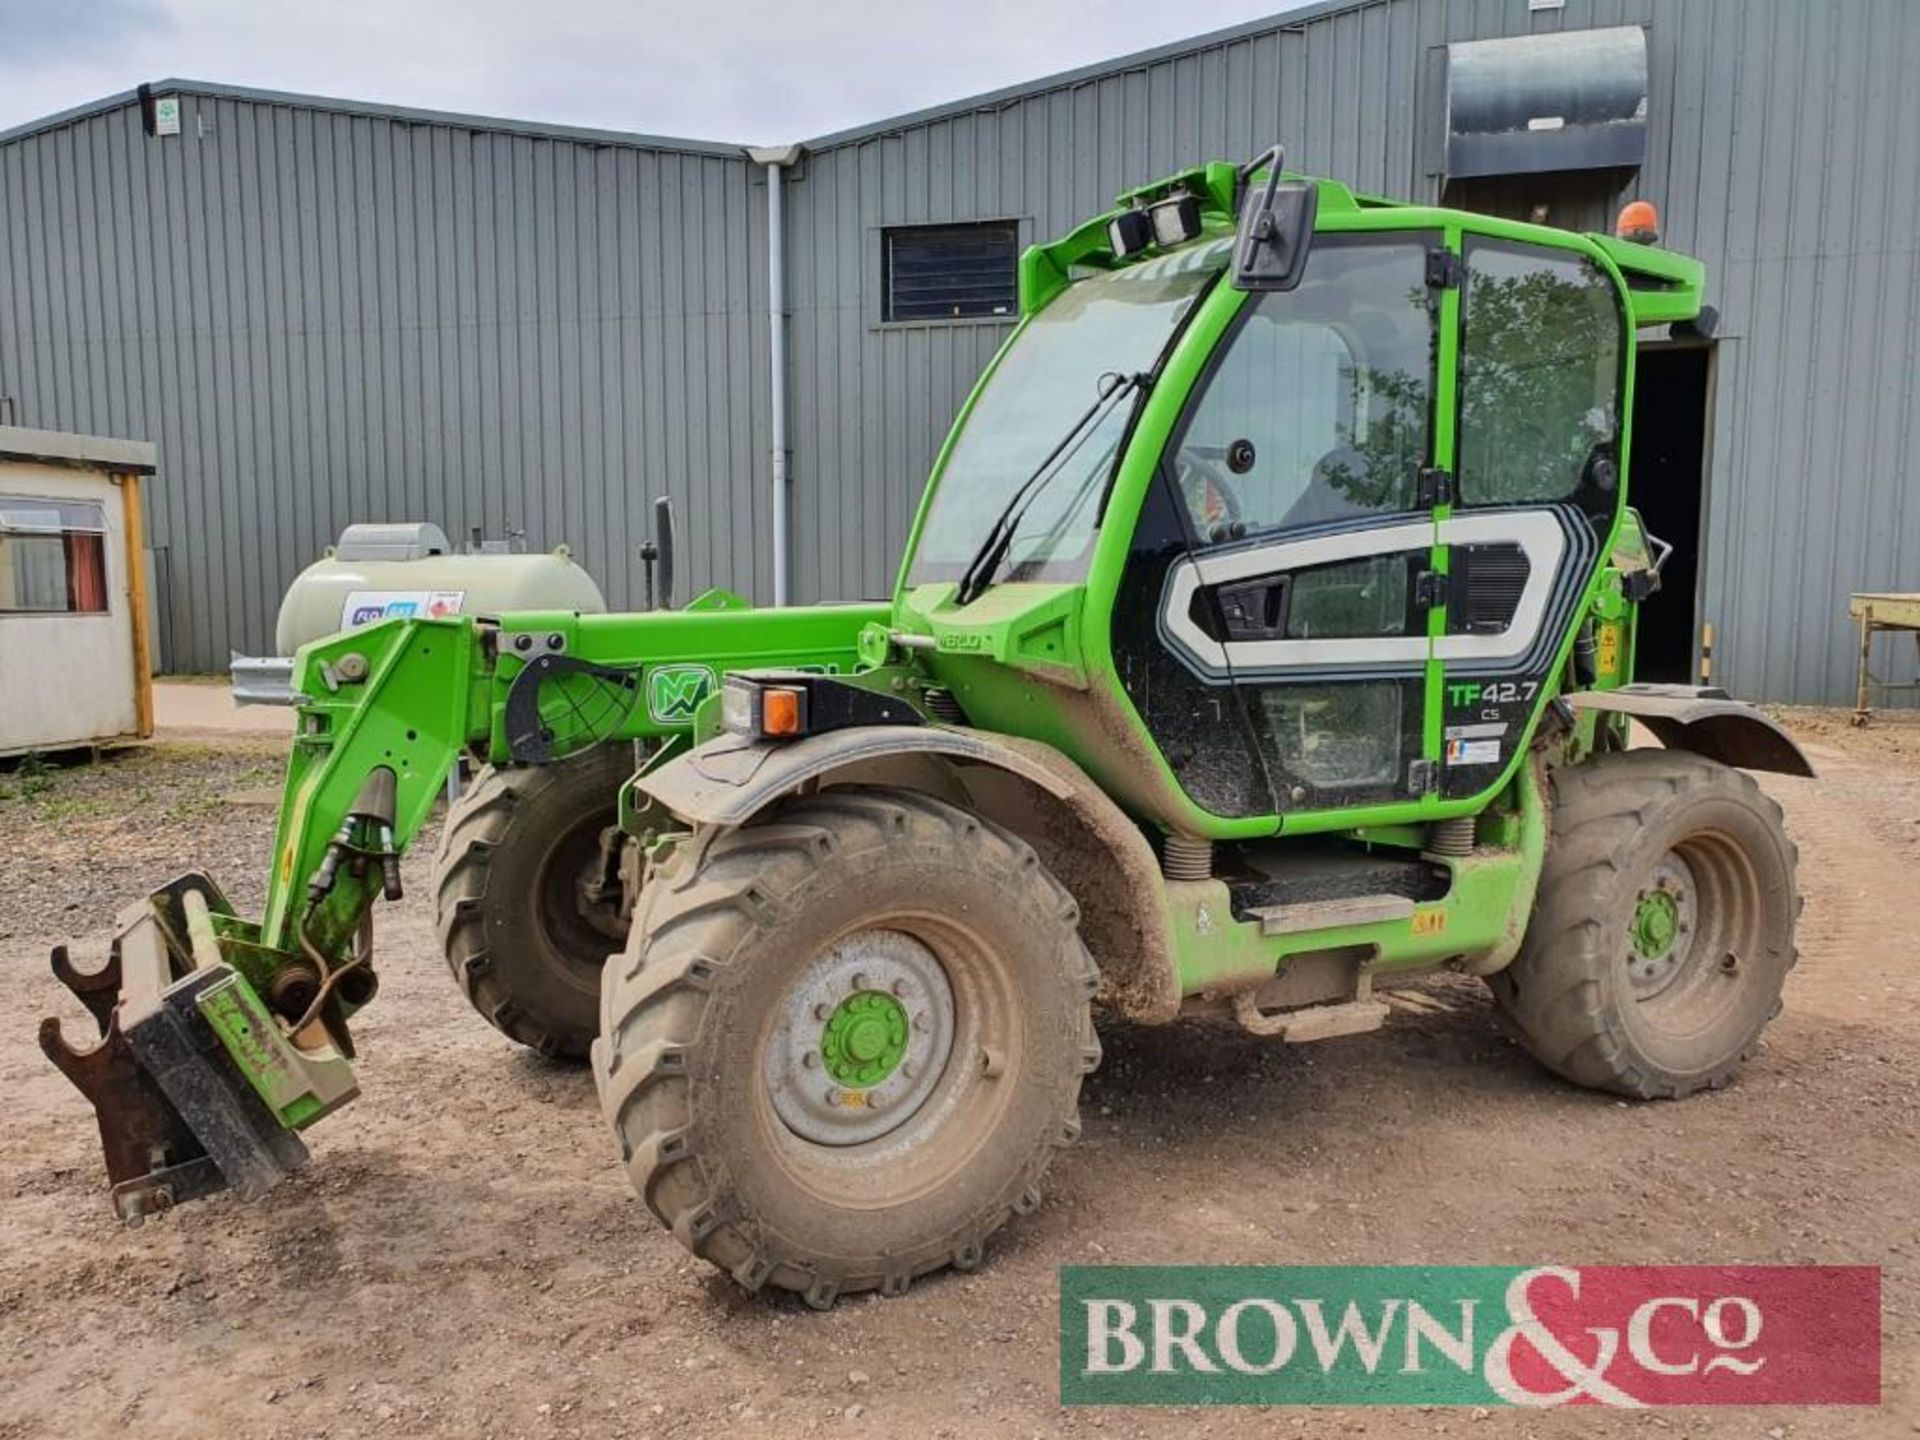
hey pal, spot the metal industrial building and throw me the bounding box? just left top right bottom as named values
left=1, top=0, right=1915, bottom=703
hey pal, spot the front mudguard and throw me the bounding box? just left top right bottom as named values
left=635, top=725, right=1183, bottom=1023
left=635, top=725, right=1082, bottom=825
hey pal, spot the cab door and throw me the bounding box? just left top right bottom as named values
left=1111, top=232, right=1449, bottom=820
left=1434, top=234, right=1629, bottom=800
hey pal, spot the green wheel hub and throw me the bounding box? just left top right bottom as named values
left=1627, top=855, right=1700, bottom=1000
left=764, top=928, right=957, bottom=1147
left=820, top=991, right=910, bottom=1087
left=1631, top=889, right=1680, bottom=958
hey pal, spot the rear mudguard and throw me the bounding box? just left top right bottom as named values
left=1563, top=685, right=1815, bottom=778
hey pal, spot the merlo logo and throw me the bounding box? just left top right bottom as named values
left=647, top=664, right=717, bottom=725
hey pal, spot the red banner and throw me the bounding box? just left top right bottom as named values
left=1495, top=1266, right=1880, bottom=1406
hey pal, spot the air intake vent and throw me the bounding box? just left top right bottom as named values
left=1448, top=542, right=1530, bottom=635
left=882, top=222, right=1019, bottom=322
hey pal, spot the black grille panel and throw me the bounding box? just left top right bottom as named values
left=1448, top=542, right=1530, bottom=634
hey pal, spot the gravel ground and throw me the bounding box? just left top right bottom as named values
left=1, top=717, right=1916, bottom=1439
left=0, top=741, right=287, bottom=941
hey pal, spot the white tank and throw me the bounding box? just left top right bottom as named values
left=272, top=522, right=607, bottom=653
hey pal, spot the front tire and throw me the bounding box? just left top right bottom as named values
left=593, top=786, right=1100, bottom=1307
left=1489, top=749, right=1800, bottom=1098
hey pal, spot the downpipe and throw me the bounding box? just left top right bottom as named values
left=749, top=145, right=803, bottom=606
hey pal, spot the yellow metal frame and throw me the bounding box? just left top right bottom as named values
left=115, top=469, right=155, bottom=739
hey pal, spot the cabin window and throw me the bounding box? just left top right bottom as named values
left=0, top=496, right=109, bottom=615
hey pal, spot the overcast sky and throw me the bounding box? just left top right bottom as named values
left=0, top=0, right=1297, bottom=142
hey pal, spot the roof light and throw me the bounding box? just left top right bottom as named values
left=1616, top=199, right=1660, bottom=244
left=1150, top=193, right=1202, bottom=248
left=1108, top=208, right=1152, bottom=259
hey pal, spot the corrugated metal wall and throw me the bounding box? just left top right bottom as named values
left=2, top=0, right=1916, bottom=701
left=0, top=90, right=769, bottom=671
left=785, top=0, right=1920, bottom=703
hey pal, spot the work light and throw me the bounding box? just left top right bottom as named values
left=1108, top=208, right=1152, bottom=258
left=1150, top=193, right=1202, bottom=248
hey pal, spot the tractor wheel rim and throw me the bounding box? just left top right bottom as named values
left=764, top=928, right=955, bottom=1146
left=1628, top=854, right=1698, bottom=999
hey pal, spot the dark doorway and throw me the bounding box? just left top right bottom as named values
left=1628, top=344, right=1712, bottom=684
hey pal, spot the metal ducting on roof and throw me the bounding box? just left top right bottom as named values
left=1442, top=26, right=1648, bottom=181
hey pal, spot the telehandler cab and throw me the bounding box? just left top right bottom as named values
left=43, top=147, right=1811, bottom=1307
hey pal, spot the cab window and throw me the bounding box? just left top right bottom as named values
left=1456, top=239, right=1622, bottom=507
left=1170, top=238, right=1435, bottom=544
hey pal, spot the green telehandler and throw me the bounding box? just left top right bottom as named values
left=43, top=147, right=1812, bottom=1308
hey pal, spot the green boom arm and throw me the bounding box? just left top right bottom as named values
left=41, top=595, right=888, bottom=1207
left=262, top=599, right=890, bottom=964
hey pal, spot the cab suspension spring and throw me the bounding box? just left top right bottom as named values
left=1161, top=834, right=1213, bottom=881
left=922, top=688, right=966, bottom=725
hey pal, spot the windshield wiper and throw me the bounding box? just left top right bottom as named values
left=953, top=370, right=1150, bottom=607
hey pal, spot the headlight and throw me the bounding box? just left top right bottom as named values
left=721, top=678, right=755, bottom=735
left=721, top=676, right=808, bottom=739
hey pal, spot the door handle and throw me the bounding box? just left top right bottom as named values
left=1215, top=575, right=1290, bottom=642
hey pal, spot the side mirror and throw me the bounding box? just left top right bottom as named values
left=653, top=495, right=676, bottom=610
left=640, top=495, right=676, bottom=610
left=1232, top=145, right=1317, bottom=292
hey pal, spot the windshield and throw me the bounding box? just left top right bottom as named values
left=906, top=260, right=1215, bottom=585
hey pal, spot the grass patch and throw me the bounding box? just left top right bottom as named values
left=165, top=790, right=228, bottom=821
left=0, top=753, right=55, bottom=805
left=17, top=753, right=53, bottom=798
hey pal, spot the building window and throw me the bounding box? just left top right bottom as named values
left=0, top=496, right=109, bottom=615
left=882, top=221, right=1019, bottom=322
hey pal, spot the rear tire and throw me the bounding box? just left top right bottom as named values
left=434, top=746, right=634, bottom=1059
left=593, top=786, right=1100, bottom=1307
left=1489, top=749, right=1799, bottom=1098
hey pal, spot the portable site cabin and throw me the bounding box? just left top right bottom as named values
left=0, top=427, right=158, bottom=755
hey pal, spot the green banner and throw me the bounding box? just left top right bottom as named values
left=1063, top=1266, right=1510, bottom=1407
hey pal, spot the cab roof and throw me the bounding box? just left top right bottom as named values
left=1020, top=161, right=1704, bottom=331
